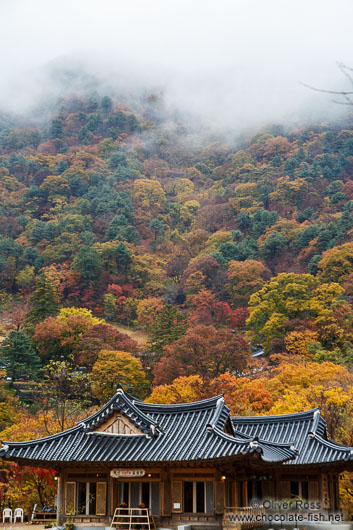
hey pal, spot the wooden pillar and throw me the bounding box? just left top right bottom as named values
left=334, top=474, right=340, bottom=511
left=328, top=473, right=335, bottom=513
left=108, top=474, right=113, bottom=521
left=242, top=481, right=248, bottom=507
left=112, top=481, right=119, bottom=514
left=213, top=480, right=225, bottom=513
left=161, top=469, right=172, bottom=516
left=273, top=470, right=280, bottom=500
left=328, top=472, right=340, bottom=512
left=321, top=473, right=330, bottom=510
left=57, top=470, right=65, bottom=526
left=318, top=472, right=322, bottom=505
left=230, top=481, right=237, bottom=507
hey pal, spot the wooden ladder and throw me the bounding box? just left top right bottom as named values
left=110, top=507, right=156, bottom=530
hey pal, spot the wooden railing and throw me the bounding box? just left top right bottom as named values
left=223, top=506, right=265, bottom=530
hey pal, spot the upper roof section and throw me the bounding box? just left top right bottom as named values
left=0, top=388, right=352, bottom=468
left=0, top=388, right=296, bottom=466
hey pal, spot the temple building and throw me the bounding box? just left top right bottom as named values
left=0, top=387, right=353, bottom=528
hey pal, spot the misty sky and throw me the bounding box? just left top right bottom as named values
left=1, top=0, right=353, bottom=130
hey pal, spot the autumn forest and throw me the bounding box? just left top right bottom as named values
left=0, top=92, right=353, bottom=511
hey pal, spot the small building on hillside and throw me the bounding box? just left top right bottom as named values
left=0, top=387, right=352, bottom=528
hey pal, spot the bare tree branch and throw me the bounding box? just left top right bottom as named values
left=299, top=81, right=353, bottom=96
left=331, top=100, right=353, bottom=106
left=337, top=62, right=353, bottom=89
left=300, top=63, right=353, bottom=107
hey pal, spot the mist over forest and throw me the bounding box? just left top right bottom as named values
left=1, top=0, right=353, bottom=130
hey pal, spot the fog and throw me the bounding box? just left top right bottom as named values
left=1, top=0, right=353, bottom=131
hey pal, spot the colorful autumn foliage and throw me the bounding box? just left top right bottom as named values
left=247, top=273, right=348, bottom=354
left=91, top=350, right=149, bottom=402
left=0, top=93, right=353, bottom=511
left=153, top=324, right=251, bottom=385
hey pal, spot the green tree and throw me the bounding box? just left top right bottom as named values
left=71, top=246, right=103, bottom=282
left=261, top=231, right=288, bottom=259
left=149, top=304, right=188, bottom=354
left=308, top=255, right=322, bottom=275
left=149, top=218, right=165, bottom=241
left=105, top=215, right=127, bottom=241
left=296, top=225, right=320, bottom=250
left=26, top=274, right=60, bottom=326
left=78, top=126, right=91, bottom=145
left=105, top=216, right=140, bottom=244
left=219, top=237, right=258, bottom=262
left=108, top=151, right=127, bottom=170
left=50, top=119, right=64, bottom=139
left=23, top=247, right=45, bottom=271
left=0, top=237, right=24, bottom=291
left=101, top=95, right=113, bottom=113
left=149, top=218, right=165, bottom=250
left=251, top=209, right=278, bottom=237
left=114, top=242, right=131, bottom=272
left=1, top=330, right=41, bottom=380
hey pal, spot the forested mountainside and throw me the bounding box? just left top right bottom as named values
left=0, top=94, right=353, bottom=509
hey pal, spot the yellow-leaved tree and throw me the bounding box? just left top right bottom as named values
left=247, top=272, right=347, bottom=354
left=91, top=350, right=149, bottom=402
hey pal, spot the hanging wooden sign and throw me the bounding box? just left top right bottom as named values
left=110, top=469, right=145, bottom=478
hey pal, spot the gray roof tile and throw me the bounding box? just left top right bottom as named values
left=0, top=390, right=352, bottom=468
left=232, top=409, right=353, bottom=465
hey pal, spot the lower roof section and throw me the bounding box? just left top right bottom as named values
left=232, top=409, right=353, bottom=466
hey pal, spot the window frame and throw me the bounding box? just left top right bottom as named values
left=119, top=481, right=153, bottom=509
left=183, top=481, right=208, bottom=514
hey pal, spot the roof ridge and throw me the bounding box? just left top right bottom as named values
left=78, top=391, right=119, bottom=424
left=231, top=408, right=319, bottom=422
left=258, top=438, right=298, bottom=451
left=211, top=426, right=297, bottom=463
left=212, top=426, right=297, bottom=451
left=308, top=409, right=323, bottom=436
left=140, top=394, right=225, bottom=412
left=81, top=388, right=160, bottom=434
left=206, top=396, right=230, bottom=433
left=212, top=426, right=258, bottom=445
left=81, top=388, right=161, bottom=434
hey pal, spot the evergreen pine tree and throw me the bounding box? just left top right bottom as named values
left=101, top=95, right=113, bottom=113
left=114, top=242, right=131, bottom=272
left=50, top=119, right=64, bottom=139
left=71, top=246, right=103, bottom=283
left=1, top=330, right=41, bottom=380
left=26, top=274, right=60, bottom=326
left=150, top=304, right=188, bottom=354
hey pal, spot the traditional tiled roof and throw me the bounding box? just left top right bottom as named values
left=0, top=390, right=297, bottom=466
left=79, top=387, right=161, bottom=436
left=1, top=389, right=352, bottom=468
left=232, top=409, right=353, bottom=466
